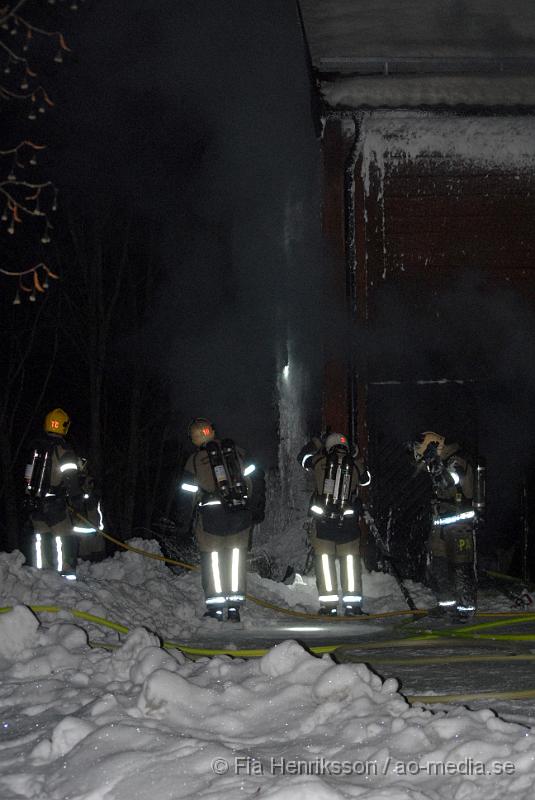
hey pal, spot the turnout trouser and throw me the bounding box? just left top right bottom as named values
left=24, top=530, right=79, bottom=573
left=23, top=504, right=80, bottom=574
left=429, top=521, right=476, bottom=612
left=196, top=528, right=249, bottom=611
left=310, top=528, right=362, bottom=611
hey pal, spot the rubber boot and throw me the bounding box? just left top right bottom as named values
left=227, top=606, right=241, bottom=622
left=319, top=605, right=338, bottom=617
left=344, top=604, right=364, bottom=617
left=204, top=607, right=224, bottom=620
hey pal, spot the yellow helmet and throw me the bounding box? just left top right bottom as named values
left=44, top=408, right=71, bottom=436
left=189, top=418, right=215, bottom=447
left=413, top=431, right=445, bottom=461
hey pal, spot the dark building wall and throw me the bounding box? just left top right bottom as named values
left=321, top=112, right=535, bottom=573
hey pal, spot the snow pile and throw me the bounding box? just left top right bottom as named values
left=0, top=617, right=534, bottom=799
left=0, top=545, right=206, bottom=643
left=0, top=604, right=39, bottom=662
left=0, top=539, right=439, bottom=640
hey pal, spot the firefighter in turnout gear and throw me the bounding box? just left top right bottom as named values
left=180, top=418, right=256, bottom=622
left=412, top=431, right=483, bottom=620
left=298, top=433, right=371, bottom=616
left=23, top=409, right=99, bottom=579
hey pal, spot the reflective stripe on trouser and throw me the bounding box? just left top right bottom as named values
left=315, top=554, right=338, bottom=607
left=200, top=547, right=247, bottom=607
left=27, top=532, right=78, bottom=572
left=339, top=551, right=362, bottom=602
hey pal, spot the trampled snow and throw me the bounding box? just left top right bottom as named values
left=1, top=545, right=535, bottom=798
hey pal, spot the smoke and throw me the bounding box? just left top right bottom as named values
left=355, top=268, right=535, bottom=545
left=56, top=0, right=323, bottom=466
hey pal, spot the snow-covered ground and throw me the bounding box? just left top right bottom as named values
left=2, top=544, right=535, bottom=799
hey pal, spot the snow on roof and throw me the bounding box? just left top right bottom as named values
left=300, top=0, right=535, bottom=66
left=299, top=0, right=535, bottom=107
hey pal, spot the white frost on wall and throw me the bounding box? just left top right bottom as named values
left=354, top=111, right=535, bottom=195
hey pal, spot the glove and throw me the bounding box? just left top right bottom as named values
left=422, top=442, right=439, bottom=464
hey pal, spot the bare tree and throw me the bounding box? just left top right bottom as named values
left=61, top=213, right=176, bottom=541
left=0, top=0, right=83, bottom=300
left=0, top=296, right=59, bottom=550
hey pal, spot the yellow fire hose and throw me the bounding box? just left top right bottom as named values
left=0, top=605, right=340, bottom=658
left=2, top=604, right=535, bottom=656
left=442, top=615, right=535, bottom=635
left=4, top=605, right=535, bottom=705
left=407, top=688, right=535, bottom=705
left=367, top=653, right=535, bottom=666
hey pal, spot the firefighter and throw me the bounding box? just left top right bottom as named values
left=298, top=432, right=371, bottom=616
left=412, top=431, right=482, bottom=620
left=180, top=418, right=257, bottom=622
left=23, top=408, right=98, bottom=579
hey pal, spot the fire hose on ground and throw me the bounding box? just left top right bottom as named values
left=2, top=604, right=535, bottom=705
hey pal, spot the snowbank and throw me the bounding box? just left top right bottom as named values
left=0, top=542, right=437, bottom=644
left=0, top=543, right=533, bottom=798
left=0, top=616, right=534, bottom=799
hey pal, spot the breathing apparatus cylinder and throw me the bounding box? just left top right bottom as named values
left=338, top=455, right=353, bottom=513
left=473, top=458, right=486, bottom=514
left=322, top=447, right=353, bottom=521
left=221, top=439, right=247, bottom=499
left=322, top=452, right=338, bottom=506
left=205, top=439, right=248, bottom=510
left=25, top=448, right=50, bottom=498
left=205, top=441, right=230, bottom=497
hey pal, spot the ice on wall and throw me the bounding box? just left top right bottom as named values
left=350, top=111, right=535, bottom=196
left=254, top=352, right=311, bottom=578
